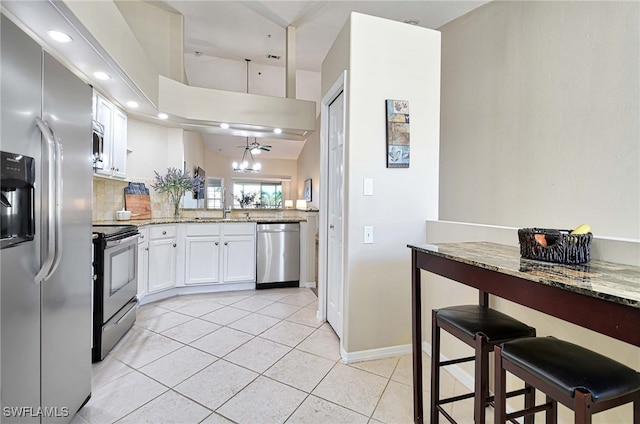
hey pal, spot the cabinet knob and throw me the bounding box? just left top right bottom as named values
left=215, top=242, right=219, bottom=246
left=224, top=242, right=228, bottom=246
left=172, top=243, right=176, bottom=248
left=145, top=247, right=149, bottom=251
left=162, top=231, right=167, bottom=235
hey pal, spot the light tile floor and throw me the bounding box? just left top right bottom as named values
left=73, top=288, right=476, bottom=424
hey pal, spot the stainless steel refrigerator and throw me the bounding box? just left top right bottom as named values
left=1, top=14, right=93, bottom=424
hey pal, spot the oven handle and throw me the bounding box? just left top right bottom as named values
left=105, top=233, right=140, bottom=248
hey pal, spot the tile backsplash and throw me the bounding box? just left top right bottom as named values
left=93, top=177, right=312, bottom=222
left=93, top=177, right=176, bottom=221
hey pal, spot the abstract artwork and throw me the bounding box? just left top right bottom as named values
left=386, top=99, right=410, bottom=168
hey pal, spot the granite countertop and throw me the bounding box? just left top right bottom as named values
left=93, top=217, right=306, bottom=226
left=408, top=241, right=640, bottom=309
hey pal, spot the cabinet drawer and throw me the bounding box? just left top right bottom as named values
left=223, top=222, right=256, bottom=236
left=149, top=225, right=176, bottom=239
left=186, top=223, right=220, bottom=236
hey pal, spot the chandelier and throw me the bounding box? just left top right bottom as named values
left=232, top=138, right=262, bottom=172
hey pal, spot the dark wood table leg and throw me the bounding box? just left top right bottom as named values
left=479, top=290, right=489, bottom=307
left=412, top=250, right=423, bottom=423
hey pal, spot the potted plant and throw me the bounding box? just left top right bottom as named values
left=151, top=167, right=203, bottom=219
left=234, top=190, right=258, bottom=209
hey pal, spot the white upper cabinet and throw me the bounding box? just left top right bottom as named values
left=93, top=92, right=127, bottom=178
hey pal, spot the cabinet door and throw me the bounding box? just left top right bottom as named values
left=222, top=235, right=255, bottom=283
left=111, top=107, right=127, bottom=178
left=94, top=95, right=113, bottom=176
left=137, top=242, right=148, bottom=299
left=147, top=238, right=176, bottom=293
left=185, top=236, right=220, bottom=285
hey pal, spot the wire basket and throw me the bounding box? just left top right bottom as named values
left=518, top=228, right=592, bottom=264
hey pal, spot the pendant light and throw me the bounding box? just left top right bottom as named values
left=232, top=59, right=261, bottom=173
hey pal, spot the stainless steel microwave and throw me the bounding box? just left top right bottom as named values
left=92, top=120, right=104, bottom=169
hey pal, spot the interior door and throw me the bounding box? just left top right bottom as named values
left=327, top=90, right=345, bottom=339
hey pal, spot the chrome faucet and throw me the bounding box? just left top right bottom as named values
left=223, top=208, right=231, bottom=219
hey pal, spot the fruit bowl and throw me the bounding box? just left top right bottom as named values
left=518, top=228, right=592, bottom=264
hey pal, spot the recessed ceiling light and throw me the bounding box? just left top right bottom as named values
left=126, top=101, right=139, bottom=109
left=157, top=113, right=168, bottom=120
left=403, top=20, right=420, bottom=25
left=93, top=71, right=111, bottom=81
left=46, top=30, right=72, bottom=43
left=220, top=123, right=230, bottom=129
left=273, top=128, right=282, bottom=134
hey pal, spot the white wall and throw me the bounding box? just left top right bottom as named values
left=296, top=115, right=320, bottom=209
left=115, top=0, right=184, bottom=82
left=322, top=12, right=441, bottom=353
left=430, top=2, right=639, bottom=422
left=439, top=1, right=640, bottom=240
left=126, top=118, right=183, bottom=180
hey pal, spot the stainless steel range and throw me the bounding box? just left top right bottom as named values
left=92, top=224, right=139, bottom=362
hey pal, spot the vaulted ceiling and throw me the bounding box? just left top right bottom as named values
left=156, top=1, right=488, bottom=159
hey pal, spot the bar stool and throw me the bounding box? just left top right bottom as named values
left=495, top=336, right=640, bottom=424
left=432, top=305, right=536, bottom=424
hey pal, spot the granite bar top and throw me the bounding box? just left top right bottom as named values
left=408, top=241, right=640, bottom=309
left=93, top=217, right=306, bottom=226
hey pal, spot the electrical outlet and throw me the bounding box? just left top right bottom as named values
left=364, top=226, right=374, bottom=244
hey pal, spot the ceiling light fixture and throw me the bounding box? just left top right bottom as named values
left=232, top=137, right=262, bottom=173
left=157, top=113, right=168, bottom=120
left=93, top=71, right=111, bottom=81
left=273, top=128, right=282, bottom=134
left=46, top=30, right=72, bottom=43
left=232, top=60, right=262, bottom=173
left=220, top=123, right=229, bottom=129
left=126, top=101, right=139, bottom=109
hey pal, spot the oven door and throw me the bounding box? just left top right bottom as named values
left=102, top=233, right=138, bottom=321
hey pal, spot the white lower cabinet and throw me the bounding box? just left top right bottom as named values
left=184, top=222, right=255, bottom=285
left=185, top=236, right=220, bottom=284
left=137, top=227, right=149, bottom=298
left=137, top=223, right=255, bottom=303
left=222, top=235, right=256, bottom=283
left=147, top=225, right=177, bottom=293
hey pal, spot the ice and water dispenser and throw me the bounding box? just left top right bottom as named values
left=0, top=151, right=35, bottom=249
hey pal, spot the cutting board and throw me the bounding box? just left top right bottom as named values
left=125, top=194, right=151, bottom=220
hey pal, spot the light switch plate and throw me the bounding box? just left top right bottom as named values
left=363, top=178, right=373, bottom=196
left=364, top=226, right=374, bottom=244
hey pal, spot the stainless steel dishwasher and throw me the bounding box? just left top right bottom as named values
left=256, top=223, right=300, bottom=288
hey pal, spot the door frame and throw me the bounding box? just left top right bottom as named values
left=318, top=71, right=347, bottom=336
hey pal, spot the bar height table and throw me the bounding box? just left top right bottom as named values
left=408, top=241, right=640, bottom=424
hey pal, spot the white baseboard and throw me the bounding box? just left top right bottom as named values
left=340, top=343, right=413, bottom=364
left=138, top=282, right=256, bottom=306
left=303, top=281, right=317, bottom=289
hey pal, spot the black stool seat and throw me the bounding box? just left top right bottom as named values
left=501, top=337, right=640, bottom=403
left=437, top=305, right=535, bottom=342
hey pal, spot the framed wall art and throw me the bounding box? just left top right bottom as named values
left=386, top=99, right=410, bottom=168
left=304, top=178, right=312, bottom=201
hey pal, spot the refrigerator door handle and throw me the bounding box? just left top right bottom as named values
left=47, top=122, right=64, bottom=278
left=34, top=118, right=58, bottom=283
